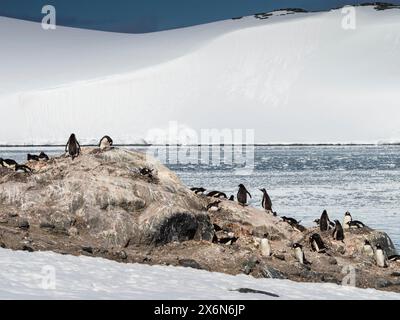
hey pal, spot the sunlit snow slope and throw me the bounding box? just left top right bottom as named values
left=1, top=7, right=400, bottom=145
left=1, top=248, right=399, bottom=299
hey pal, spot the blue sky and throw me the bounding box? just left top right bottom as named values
left=1, top=0, right=400, bottom=33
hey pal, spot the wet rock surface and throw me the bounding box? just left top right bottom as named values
left=0, top=147, right=399, bottom=293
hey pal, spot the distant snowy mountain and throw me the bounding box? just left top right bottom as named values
left=0, top=6, right=400, bottom=145
left=1, top=248, right=399, bottom=299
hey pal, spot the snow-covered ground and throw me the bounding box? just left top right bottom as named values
left=0, top=248, right=399, bottom=300
left=1, top=6, right=400, bottom=145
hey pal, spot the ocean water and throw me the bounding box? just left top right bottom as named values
left=1, top=145, right=399, bottom=249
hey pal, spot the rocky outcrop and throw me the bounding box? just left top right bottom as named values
left=0, top=147, right=399, bottom=292
left=0, top=148, right=213, bottom=248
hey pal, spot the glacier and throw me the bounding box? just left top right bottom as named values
left=0, top=6, right=400, bottom=145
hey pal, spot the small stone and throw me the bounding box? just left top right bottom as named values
left=178, top=259, right=203, bottom=270
left=119, top=250, right=128, bottom=260
left=337, top=246, right=346, bottom=255
left=242, top=257, right=259, bottom=275
left=18, top=220, right=30, bottom=230
left=328, top=257, right=338, bottom=265
left=68, top=227, right=79, bottom=236
left=262, top=266, right=285, bottom=279
left=273, top=254, right=286, bottom=261
left=375, top=278, right=392, bottom=288
left=40, top=222, right=55, bottom=229
left=22, top=245, right=34, bottom=252
left=269, top=235, right=281, bottom=241
left=82, top=246, right=93, bottom=254
left=8, top=212, right=18, bottom=218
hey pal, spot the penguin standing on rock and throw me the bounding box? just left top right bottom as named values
left=65, top=134, right=81, bottom=160
left=237, top=184, right=251, bottom=206
left=320, top=210, right=332, bottom=232
left=292, top=243, right=310, bottom=265
left=309, top=234, right=326, bottom=253
left=99, top=135, right=113, bottom=150
left=260, top=188, right=273, bottom=212
left=332, top=220, right=344, bottom=241
left=260, top=238, right=271, bottom=257
left=375, top=244, right=388, bottom=268
left=343, top=212, right=352, bottom=229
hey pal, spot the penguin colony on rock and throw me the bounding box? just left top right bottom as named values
left=0, top=133, right=114, bottom=174
left=191, top=185, right=399, bottom=268
left=1, top=133, right=398, bottom=270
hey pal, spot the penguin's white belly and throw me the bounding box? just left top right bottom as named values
left=312, top=240, right=320, bottom=252
left=343, top=216, right=352, bottom=229
left=4, top=163, right=16, bottom=169
left=294, top=248, right=304, bottom=264
left=260, top=239, right=271, bottom=257
left=375, top=250, right=387, bottom=267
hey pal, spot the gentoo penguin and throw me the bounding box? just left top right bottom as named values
left=27, top=154, right=40, bottom=161
left=260, top=238, right=271, bottom=257
left=206, top=200, right=221, bottom=212
left=15, top=164, right=32, bottom=173
left=292, top=243, right=310, bottom=265
left=39, top=152, right=50, bottom=161
left=65, top=134, right=81, bottom=160
left=281, top=216, right=299, bottom=225
left=237, top=184, right=251, bottom=206
left=207, top=191, right=227, bottom=199
left=309, top=234, right=326, bottom=253
left=281, top=216, right=306, bottom=232
left=190, top=187, right=206, bottom=194
left=0, top=158, right=18, bottom=169
left=260, top=188, right=272, bottom=212
left=99, top=135, right=113, bottom=150
left=347, top=220, right=366, bottom=229
left=314, top=218, right=335, bottom=228
left=375, top=244, right=388, bottom=268
left=363, top=240, right=374, bottom=257
left=343, top=212, right=352, bottom=229
left=320, top=210, right=331, bottom=232
left=332, top=220, right=345, bottom=241
left=139, top=167, right=154, bottom=180
left=388, top=255, right=400, bottom=262
left=140, top=167, right=153, bottom=176
left=228, top=195, right=234, bottom=201
left=28, top=152, right=50, bottom=162
left=27, top=151, right=49, bottom=161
